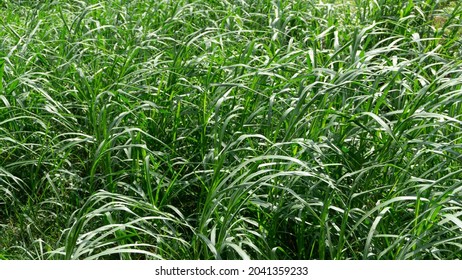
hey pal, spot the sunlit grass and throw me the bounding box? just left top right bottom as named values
left=1, top=0, right=461, bottom=260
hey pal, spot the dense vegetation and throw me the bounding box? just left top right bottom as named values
left=0, top=0, right=461, bottom=260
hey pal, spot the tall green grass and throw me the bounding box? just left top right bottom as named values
left=1, top=0, right=461, bottom=259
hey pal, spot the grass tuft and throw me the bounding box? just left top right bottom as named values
left=1, top=0, right=461, bottom=259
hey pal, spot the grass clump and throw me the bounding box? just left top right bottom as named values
left=1, top=0, right=461, bottom=260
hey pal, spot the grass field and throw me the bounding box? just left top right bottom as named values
left=0, top=0, right=461, bottom=260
